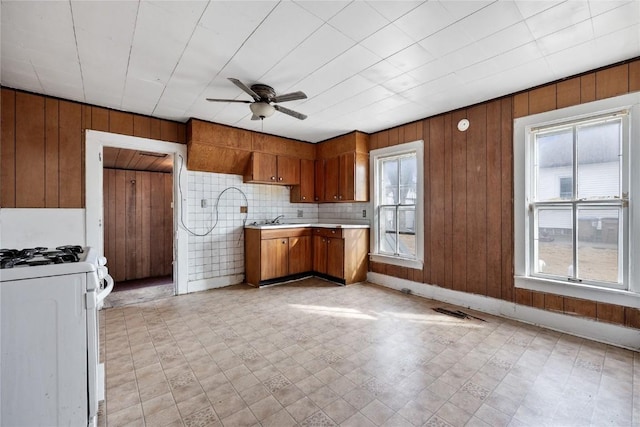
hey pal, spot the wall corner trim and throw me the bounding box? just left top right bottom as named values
left=367, top=272, right=640, bottom=351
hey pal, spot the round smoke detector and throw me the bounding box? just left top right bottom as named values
left=457, top=118, right=470, bottom=132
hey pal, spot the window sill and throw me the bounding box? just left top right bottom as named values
left=515, top=275, right=640, bottom=309
left=369, top=254, right=423, bottom=269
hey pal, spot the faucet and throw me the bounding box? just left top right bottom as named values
left=269, top=215, right=285, bottom=224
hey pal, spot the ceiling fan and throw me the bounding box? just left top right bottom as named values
left=207, top=78, right=308, bottom=120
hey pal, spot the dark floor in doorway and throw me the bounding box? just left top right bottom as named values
left=112, top=274, right=172, bottom=292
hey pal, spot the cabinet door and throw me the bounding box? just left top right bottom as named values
left=314, top=159, right=325, bottom=202
left=277, top=156, right=300, bottom=185
left=261, top=238, right=288, bottom=280
left=324, top=156, right=340, bottom=201
left=326, top=237, right=344, bottom=279
left=250, top=152, right=277, bottom=183
left=289, top=235, right=312, bottom=274
left=298, top=159, right=315, bottom=202
left=313, top=235, right=327, bottom=274
left=339, top=152, right=354, bottom=201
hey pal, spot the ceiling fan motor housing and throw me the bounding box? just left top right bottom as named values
left=250, top=84, right=276, bottom=102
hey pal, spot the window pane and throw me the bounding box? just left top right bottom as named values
left=399, top=155, right=417, bottom=204
left=379, top=206, right=397, bottom=254
left=382, top=159, right=399, bottom=204
left=577, top=208, right=620, bottom=283
left=577, top=120, right=621, bottom=199
left=535, top=128, right=573, bottom=202
left=398, top=206, right=416, bottom=257
left=535, top=208, right=573, bottom=277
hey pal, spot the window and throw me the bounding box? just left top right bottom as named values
left=514, top=93, right=640, bottom=307
left=559, top=177, right=572, bottom=200
left=370, top=140, right=424, bottom=269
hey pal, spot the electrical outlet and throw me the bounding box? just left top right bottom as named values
left=297, top=210, right=303, bottom=218
left=201, top=199, right=207, bottom=208
left=240, top=206, right=248, bottom=213
left=362, top=209, right=367, bottom=218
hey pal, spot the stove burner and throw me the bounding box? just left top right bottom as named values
left=0, top=246, right=83, bottom=269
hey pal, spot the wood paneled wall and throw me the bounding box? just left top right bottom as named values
left=103, top=168, right=173, bottom=283
left=1, top=88, right=186, bottom=208
left=369, top=58, right=640, bottom=330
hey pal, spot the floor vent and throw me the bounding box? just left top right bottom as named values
left=433, top=307, right=485, bottom=321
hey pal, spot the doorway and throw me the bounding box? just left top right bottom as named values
left=85, top=130, right=189, bottom=297
left=102, top=147, right=174, bottom=307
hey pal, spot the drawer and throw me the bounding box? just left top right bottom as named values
left=312, top=227, right=343, bottom=238
left=261, top=228, right=311, bottom=240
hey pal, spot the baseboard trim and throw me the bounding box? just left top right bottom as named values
left=367, top=272, right=640, bottom=351
left=188, top=274, right=244, bottom=293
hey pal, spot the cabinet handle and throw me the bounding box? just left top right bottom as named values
left=339, top=195, right=342, bottom=199
left=271, top=176, right=276, bottom=181
left=279, top=177, right=283, bottom=181
left=333, top=195, right=337, bottom=199
left=331, top=230, right=336, bottom=234
left=314, top=197, right=319, bottom=201
left=282, top=240, right=286, bottom=244
left=302, top=196, right=306, bottom=200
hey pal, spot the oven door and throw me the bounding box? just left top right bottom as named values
left=86, top=273, right=113, bottom=426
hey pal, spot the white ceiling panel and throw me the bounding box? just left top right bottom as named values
left=394, top=1, right=457, bottom=42
left=1, top=0, right=638, bottom=143
left=360, top=24, right=415, bottom=59
left=328, top=2, right=389, bottom=42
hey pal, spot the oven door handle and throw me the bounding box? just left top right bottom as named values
left=96, top=274, right=114, bottom=305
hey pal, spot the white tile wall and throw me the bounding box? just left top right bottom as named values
left=186, top=171, right=319, bottom=281
left=318, top=202, right=371, bottom=223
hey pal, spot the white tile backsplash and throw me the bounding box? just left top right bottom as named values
left=186, top=171, right=319, bottom=282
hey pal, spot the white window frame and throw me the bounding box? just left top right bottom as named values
left=514, top=92, right=640, bottom=308
left=370, top=140, right=424, bottom=269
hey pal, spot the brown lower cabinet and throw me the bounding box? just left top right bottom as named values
left=245, top=226, right=368, bottom=286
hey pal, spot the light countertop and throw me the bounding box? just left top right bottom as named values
left=245, top=222, right=369, bottom=230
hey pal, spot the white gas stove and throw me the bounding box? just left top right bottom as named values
left=0, top=246, right=113, bottom=426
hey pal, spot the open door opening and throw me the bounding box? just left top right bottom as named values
left=101, top=147, right=175, bottom=308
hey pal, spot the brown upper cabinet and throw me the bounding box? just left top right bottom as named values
left=291, top=158, right=315, bottom=203
left=244, top=152, right=300, bottom=185
left=316, top=131, right=369, bottom=202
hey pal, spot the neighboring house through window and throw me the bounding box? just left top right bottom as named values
left=370, top=140, right=424, bottom=269
left=514, top=92, right=640, bottom=307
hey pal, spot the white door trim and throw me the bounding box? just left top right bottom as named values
left=85, top=130, right=189, bottom=295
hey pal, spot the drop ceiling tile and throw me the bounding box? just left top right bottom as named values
left=536, top=19, right=594, bottom=56
left=544, top=40, right=606, bottom=80
left=261, top=24, right=355, bottom=90
left=457, top=1, right=524, bottom=41
left=488, top=41, right=545, bottom=72
left=360, top=23, right=415, bottom=58
left=418, top=24, right=475, bottom=58
left=453, top=59, right=502, bottom=84
left=71, top=0, right=138, bottom=45
left=439, top=0, right=493, bottom=20
left=394, top=1, right=456, bottom=41
left=381, top=73, right=422, bottom=93
left=294, top=1, right=348, bottom=21
left=328, top=2, right=388, bottom=42
left=294, top=45, right=380, bottom=98
left=475, top=22, right=536, bottom=59
left=197, top=1, right=276, bottom=48
left=366, top=1, right=423, bottom=22
left=588, top=0, right=632, bottom=16
left=386, top=44, right=435, bottom=73
left=406, top=59, right=452, bottom=84
left=525, top=1, right=591, bottom=39
left=515, top=1, right=564, bottom=19
left=359, top=60, right=404, bottom=85
left=591, top=1, right=640, bottom=37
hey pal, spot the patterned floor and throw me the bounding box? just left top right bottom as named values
left=98, top=278, right=639, bottom=426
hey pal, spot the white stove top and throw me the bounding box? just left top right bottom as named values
left=0, top=246, right=99, bottom=283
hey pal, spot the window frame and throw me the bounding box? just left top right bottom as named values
left=370, top=140, right=424, bottom=269
left=514, top=92, right=640, bottom=308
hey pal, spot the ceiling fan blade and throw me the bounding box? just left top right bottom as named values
left=206, top=98, right=252, bottom=103
left=228, top=78, right=260, bottom=101
left=274, top=104, right=307, bottom=120
left=273, top=91, right=307, bottom=103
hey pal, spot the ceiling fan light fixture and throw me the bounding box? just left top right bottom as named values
left=250, top=102, right=275, bottom=119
